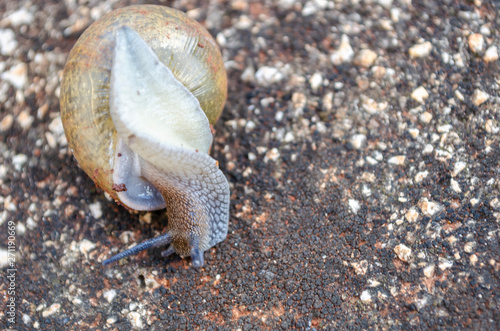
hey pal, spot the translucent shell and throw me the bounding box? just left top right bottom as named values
left=60, top=5, right=227, bottom=208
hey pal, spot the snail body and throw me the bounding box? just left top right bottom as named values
left=60, top=5, right=229, bottom=267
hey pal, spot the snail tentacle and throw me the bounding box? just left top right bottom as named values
left=102, top=232, right=172, bottom=265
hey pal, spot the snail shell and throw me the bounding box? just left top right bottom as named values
left=60, top=5, right=229, bottom=267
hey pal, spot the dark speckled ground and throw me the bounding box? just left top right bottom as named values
left=1, top=0, right=499, bottom=330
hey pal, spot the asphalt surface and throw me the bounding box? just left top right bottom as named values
left=0, top=0, right=499, bottom=330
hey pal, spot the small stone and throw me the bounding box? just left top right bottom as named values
left=452, top=161, right=466, bottom=177
left=409, top=41, right=432, bottom=58
left=468, top=33, right=485, bottom=54
left=388, top=155, right=405, bottom=165
left=0, top=249, right=12, bottom=268
left=127, top=312, right=143, bottom=329
left=88, top=202, right=103, bottom=219
left=415, top=171, right=428, bottom=183
left=106, top=316, right=118, bottom=325
left=0, top=29, right=18, bottom=56
left=3, top=8, right=34, bottom=27
left=240, top=66, right=255, bottom=83
left=405, top=208, right=419, bottom=223
left=418, top=198, right=444, bottom=216
left=490, top=198, right=500, bottom=209
left=103, top=289, right=117, bottom=303
left=455, top=90, right=465, bottom=102
left=438, top=257, right=453, bottom=271
left=464, top=242, right=475, bottom=253
left=309, top=72, right=323, bottom=92
left=485, top=119, right=499, bottom=134
left=79, top=239, right=97, bottom=255
left=419, top=111, right=433, bottom=124
left=483, top=46, right=499, bottom=62
left=22, top=314, right=33, bottom=325
left=350, top=134, right=366, bottom=150
left=17, top=110, right=34, bottom=129
left=349, top=199, right=360, bottom=214
left=12, top=154, right=28, bottom=171
left=42, top=303, right=61, bottom=318
left=408, top=128, right=419, bottom=139
left=291, top=92, right=307, bottom=110
left=450, top=179, right=461, bottom=193
left=378, top=0, right=393, bottom=8
left=423, top=264, right=435, bottom=278
left=354, top=49, right=378, bottom=68
left=255, top=66, right=284, bottom=86
left=264, top=148, right=280, bottom=163
left=330, top=34, right=354, bottom=65
left=0, top=114, right=14, bottom=131
left=471, top=89, right=489, bottom=106
left=394, top=244, right=412, bottom=262
left=470, top=254, right=478, bottom=266
left=411, top=86, right=429, bottom=103
left=437, top=124, right=453, bottom=133
left=2, top=62, right=28, bottom=89
left=360, top=290, right=372, bottom=303
left=129, top=302, right=138, bottom=311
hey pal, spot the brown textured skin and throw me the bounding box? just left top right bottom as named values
left=60, top=5, right=227, bottom=207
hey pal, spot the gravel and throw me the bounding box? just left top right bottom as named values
left=1, top=0, right=499, bottom=329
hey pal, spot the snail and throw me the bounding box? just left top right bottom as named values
left=60, top=5, right=229, bottom=268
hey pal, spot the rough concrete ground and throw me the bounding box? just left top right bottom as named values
left=0, top=0, right=499, bottom=329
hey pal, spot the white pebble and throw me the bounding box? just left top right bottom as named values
left=4, top=8, right=34, bottom=27
left=409, top=41, right=432, bottom=58
left=354, top=49, right=378, bottom=68
left=490, top=198, right=500, bottom=209
left=12, top=154, right=28, bottom=171
left=411, top=86, right=429, bottom=103
left=360, top=290, right=372, bottom=303
left=1, top=62, right=28, bottom=89
left=438, top=257, right=453, bottom=271
left=330, top=34, right=354, bottom=65
left=419, top=111, right=433, bottom=124
left=349, top=199, right=361, bottom=214
left=127, top=312, right=143, bottom=329
left=415, top=171, right=428, bottom=183
left=418, top=198, right=444, bottom=216
left=394, top=244, right=412, bottom=262
left=350, top=134, right=366, bottom=150
left=79, top=239, right=97, bottom=255
left=408, top=128, right=419, bottom=139
left=255, top=66, right=284, bottom=86
left=0, top=29, right=18, bottom=56
left=0, top=114, right=14, bottom=132
left=468, top=33, right=485, bottom=54
left=422, top=144, right=434, bottom=154
left=450, top=179, right=461, bottom=193
left=0, top=249, right=12, bottom=268
left=264, top=148, right=280, bottom=163
left=388, top=155, right=405, bottom=166
left=103, top=289, right=117, bottom=303
left=17, top=110, right=34, bottom=129
left=423, top=264, right=435, bottom=278
left=88, top=201, right=103, bottom=219
left=42, top=303, right=61, bottom=318
left=437, top=124, right=452, bottom=133
left=405, top=208, right=419, bottom=223
left=452, top=161, right=466, bottom=177
left=472, top=89, right=489, bottom=106
left=309, top=72, right=323, bottom=92
left=483, top=46, right=499, bottom=62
